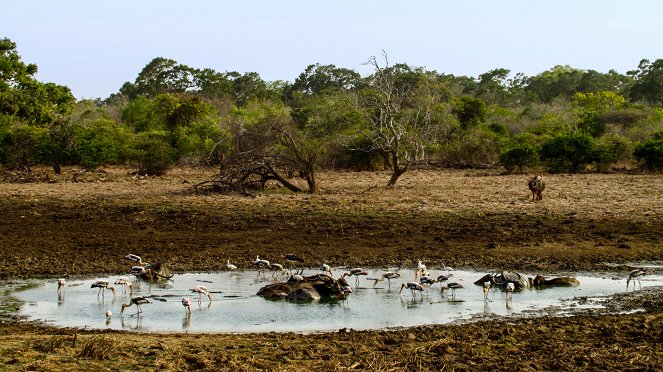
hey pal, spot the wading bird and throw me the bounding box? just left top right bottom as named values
left=114, top=277, right=134, bottom=296
left=106, top=310, right=112, bottom=319
left=321, top=263, right=333, bottom=276
left=125, top=254, right=144, bottom=265
left=190, top=285, right=212, bottom=302
left=285, top=253, right=305, bottom=267
left=415, top=261, right=427, bottom=279
left=420, top=275, right=437, bottom=286
left=447, top=282, right=464, bottom=299
left=90, top=280, right=115, bottom=299
left=121, top=296, right=152, bottom=316
left=439, top=282, right=449, bottom=296
left=253, top=256, right=270, bottom=272
left=57, top=278, right=66, bottom=293
left=505, top=282, right=515, bottom=302
left=400, top=282, right=424, bottom=298
left=267, top=263, right=284, bottom=277
left=367, top=272, right=401, bottom=288
left=627, top=268, right=647, bottom=290
left=483, top=281, right=492, bottom=303
left=226, top=260, right=237, bottom=272
left=342, top=268, right=369, bottom=286
left=182, top=298, right=192, bottom=313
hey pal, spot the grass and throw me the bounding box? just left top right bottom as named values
left=77, top=336, right=113, bottom=360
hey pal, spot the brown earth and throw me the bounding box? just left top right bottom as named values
left=0, top=166, right=662, bottom=371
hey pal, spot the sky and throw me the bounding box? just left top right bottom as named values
left=4, top=1, right=663, bottom=100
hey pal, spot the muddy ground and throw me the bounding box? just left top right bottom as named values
left=0, top=167, right=661, bottom=371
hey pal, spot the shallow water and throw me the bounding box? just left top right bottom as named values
left=8, top=268, right=662, bottom=333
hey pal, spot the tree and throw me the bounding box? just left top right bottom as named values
left=633, top=132, right=663, bottom=171
left=452, top=96, right=487, bottom=130
left=119, top=57, right=195, bottom=99
left=289, top=63, right=362, bottom=96
left=572, top=91, right=626, bottom=137
left=357, top=53, right=443, bottom=187
left=0, top=38, right=76, bottom=173
left=540, top=131, right=598, bottom=172
left=628, top=59, right=663, bottom=106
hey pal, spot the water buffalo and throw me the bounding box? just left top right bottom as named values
left=257, top=274, right=350, bottom=302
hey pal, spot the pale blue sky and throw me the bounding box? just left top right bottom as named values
left=4, top=1, right=662, bottom=99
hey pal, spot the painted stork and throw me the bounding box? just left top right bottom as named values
left=627, top=268, right=647, bottom=290
left=57, top=278, right=66, bottom=293
left=253, top=256, right=270, bottom=271
left=367, top=272, right=401, bottom=288
left=267, top=263, right=284, bottom=277
left=182, top=298, right=192, bottom=313
left=190, top=285, right=212, bottom=302
left=121, top=296, right=152, bottom=315
left=342, top=268, right=369, bottom=286
left=90, top=280, right=115, bottom=299
left=125, top=254, right=144, bottom=265
left=447, top=282, right=464, bottom=299
left=415, top=260, right=427, bottom=279
left=226, top=260, right=237, bottom=272
left=114, top=277, right=134, bottom=296
left=400, top=282, right=424, bottom=298
left=439, top=282, right=449, bottom=296
left=505, top=282, right=515, bottom=302
left=483, top=281, right=492, bottom=302
left=420, top=275, right=437, bottom=286
left=436, top=274, right=450, bottom=282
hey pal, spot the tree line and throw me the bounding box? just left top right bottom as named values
left=1, top=39, right=662, bottom=192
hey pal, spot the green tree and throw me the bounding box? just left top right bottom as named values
left=540, top=131, right=598, bottom=172
left=572, top=91, right=626, bottom=137
left=120, top=57, right=195, bottom=99
left=289, top=63, right=362, bottom=96
left=628, top=59, right=663, bottom=106
left=633, top=132, right=663, bottom=171
left=452, top=96, right=487, bottom=130
left=0, top=38, right=76, bottom=173
left=499, top=141, right=539, bottom=174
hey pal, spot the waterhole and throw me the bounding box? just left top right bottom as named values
left=6, top=268, right=661, bottom=333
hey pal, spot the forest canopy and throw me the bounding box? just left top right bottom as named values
left=1, top=38, right=663, bottom=192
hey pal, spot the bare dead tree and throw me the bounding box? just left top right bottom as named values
left=358, top=52, right=440, bottom=187
left=194, top=111, right=320, bottom=194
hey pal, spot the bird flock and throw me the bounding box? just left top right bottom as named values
left=53, top=254, right=651, bottom=324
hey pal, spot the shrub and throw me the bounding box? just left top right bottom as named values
left=540, top=131, right=598, bottom=172
left=634, top=132, right=663, bottom=171
left=500, top=142, right=539, bottom=174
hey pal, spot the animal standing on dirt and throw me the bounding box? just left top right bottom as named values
left=57, top=278, right=65, bottom=293
left=121, top=296, right=152, bottom=316
left=90, top=280, right=115, bottom=300
left=342, top=268, right=369, bottom=286
left=191, top=285, right=212, bottom=302
left=527, top=175, right=545, bottom=201
left=627, top=268, right=647, bottom=290
left=400, top=282, right=424, bottom=298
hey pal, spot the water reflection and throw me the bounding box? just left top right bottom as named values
left=7, top=268, right=663, bottom=333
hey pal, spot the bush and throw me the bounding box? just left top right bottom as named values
left=127, top=131, right=174, bottom=175
left=634, top=133, right=663, bottom=171
left=540, top=131, right=598, bottom=173
left=595, top=133, right=633, bottom=171
left=500, top=142, right=539, bottom=174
